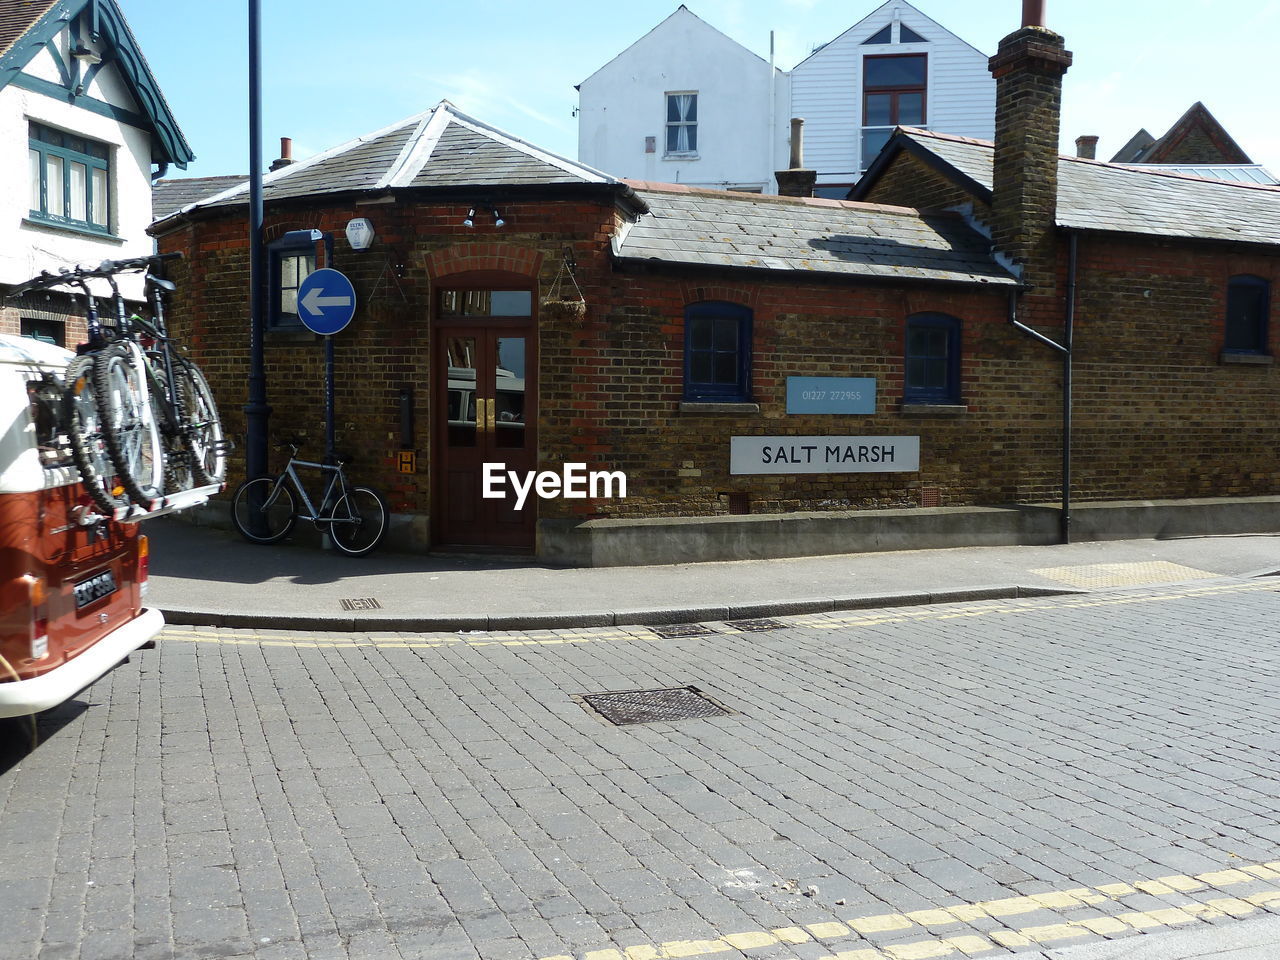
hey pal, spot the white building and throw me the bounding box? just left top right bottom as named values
left=0, top=0, right=192, bottom=344
left=577, top=0, right=995, bottom=198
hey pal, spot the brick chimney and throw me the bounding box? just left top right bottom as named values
left=269, top=137, right=294, bottom=172
left=775, top=118, right=817, bottom=198
left=1075, top=135, right=1098, bottom=159
left=987, top=2, right=1072, bottom=286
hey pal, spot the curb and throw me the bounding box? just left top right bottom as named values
left=156, top=583, right=1082, bottom=633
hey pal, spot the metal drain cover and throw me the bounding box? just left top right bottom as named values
left=582, top=687, right=730, bottom=726
left=724, top=618, right=785, bottom=632
left=651, top=623, right=717, bottom=639
left=340, top=598, right=382, bottom=611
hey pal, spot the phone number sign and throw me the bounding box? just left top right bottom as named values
left=786, top=377, right=876, bottom=415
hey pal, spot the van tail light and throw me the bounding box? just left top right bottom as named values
left=138, top=535, right=150, bottom=600
left=24, top=575, right=49, bottom=660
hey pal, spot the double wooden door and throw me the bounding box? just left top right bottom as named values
left=433, top=323, right=535, bottom=551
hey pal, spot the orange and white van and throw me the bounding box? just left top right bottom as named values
left=0, top=334, right=162, bottom=718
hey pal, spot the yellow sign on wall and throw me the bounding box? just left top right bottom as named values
left=398, top=450, right=416, bottom=474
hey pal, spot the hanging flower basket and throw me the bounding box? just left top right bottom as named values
left=541, top=255, right=586, bottom=321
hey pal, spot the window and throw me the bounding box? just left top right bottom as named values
left=899, top=24, right=928, bottom=43
left=904, top=313, right=960, bottom=404
left=1224, top=275, right=1269, bottom=354
left=28, top=122, right=111, bottom=233
left=21, top=317, right=65, bottom=346
left=666, top=92, right=698, bottom=156
left=269, top=235, right=318, bottom=328
left=863, top=24, right=892, bottom=44
left=684, top=301, right=751, bottom=402
left=862, top=54, right=927, bottom=171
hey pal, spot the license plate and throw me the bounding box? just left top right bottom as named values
left=74, top=569, right=117, bottom=609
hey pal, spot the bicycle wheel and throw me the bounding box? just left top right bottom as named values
left=95, top=344, right=164, bottom=506
left=65, top=355, right=131, bottom=515
left=327, top=485, right=389, bottom=557
left=230, top=477, right=297, bottom=544
left=175, top=358, right=226, bottom=487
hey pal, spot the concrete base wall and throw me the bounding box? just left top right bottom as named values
left=539, top=497, right=1280, bottom=567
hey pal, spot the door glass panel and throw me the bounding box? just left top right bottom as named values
left=446, top=335, right=477, bottom=448
left=865, top=93, right=893, bottom=126
left=899, top=93, right=925, bottom=125
left=494, top=337, right=526, bottom=449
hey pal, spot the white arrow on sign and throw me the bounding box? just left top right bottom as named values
left=301, top=285, right=353, bottom=316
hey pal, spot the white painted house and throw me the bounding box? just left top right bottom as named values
left=577, top=0, right=994, bottom=198
left=576, top=6, right=789, bottom=193
left=0, top=0, right=192, bottom=345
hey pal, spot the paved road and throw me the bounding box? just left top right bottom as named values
left=3, top=577, right=1280, bottom=959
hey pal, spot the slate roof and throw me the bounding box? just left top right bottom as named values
left=152, top=175, right=245, bottom=221
left=857, top=129, right=1280, bottom=248
left=614, top=182, right=1018, bottom=287
left=155, top=101, right=617, bottom=227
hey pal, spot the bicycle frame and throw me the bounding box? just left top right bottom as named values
left=267, top=458, right=350, bottom=525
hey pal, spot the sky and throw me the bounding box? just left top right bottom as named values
left=119, top=0, right=1280, bottom=180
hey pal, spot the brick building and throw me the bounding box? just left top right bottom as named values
left=150, top=10, right=1280, bottom=564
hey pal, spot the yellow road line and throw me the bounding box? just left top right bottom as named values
left=536, top=861, right=1280, bottom=960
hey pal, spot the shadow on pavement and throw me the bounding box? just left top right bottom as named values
left=0, top=701, right=89, bottom=776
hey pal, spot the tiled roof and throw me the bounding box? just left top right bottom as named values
left=0, top=0, right=55, bottom=60
left=152, top=175, right=246, bottom=221
left=614, top=182, right=1018, bottom=287
left=872, top=129, right=1280, bottom=248
left=156, top=101, right=616, bottom=226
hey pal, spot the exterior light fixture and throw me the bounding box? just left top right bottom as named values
left=463, top=208, right=476, bottom=228
left=492, top=207, right=506, bottom=228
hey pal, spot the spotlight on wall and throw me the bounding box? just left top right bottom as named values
left=463, top=207, right=476, bottom=228
left=492, top=207, right=506, bottom=228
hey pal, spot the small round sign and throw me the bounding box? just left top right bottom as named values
left=296, top=268, right=356, bottom=336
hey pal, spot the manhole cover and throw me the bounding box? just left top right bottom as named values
left=340, top=597, right=382, bottom=611
left=582, top=687, right=731, bottom=726
left=724, top=618, right=785, bottom=632
left=651, top=623, right=717, bottom=639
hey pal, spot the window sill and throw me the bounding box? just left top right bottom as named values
left=663, top=153, right=699, bottom=161
left=680, top=401, right=759, bottom=415
left=23, top=217, right=122, bottom=243
left=266, top=326, right=319, bottom=343
left=1220, top=351, right=1273, bottom=365
left=900, top=402, right=967, bottom=417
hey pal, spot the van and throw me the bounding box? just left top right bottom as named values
left=0, top=334, right=162, bottom=718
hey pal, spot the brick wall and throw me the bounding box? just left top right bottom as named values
left=154, top=190, right=1280, bottom=548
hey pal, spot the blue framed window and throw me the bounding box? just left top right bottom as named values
left=268, top=234, right=318, bottom=329
left=904, top=312, right=961, bottom=404
left=28, top=122, right=111, bottom=234
left=1224, top=275, right=1269, bottom=354
left=684, top=301, right=751, bottom=402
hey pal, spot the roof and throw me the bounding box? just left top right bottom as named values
left=1119, top=164, right=1279, bottom=186
left=613, top=181, right=1018, bottom=287
left=1110, top=102, right=1252, bottom=165
left=855, top=128, right=1280, bottom=249
left=0, top=0, right=193, bottom=167
left=152, top=175, right=246, bottom=221
left=154, top=101, right=622, bottom=227
left=792, top=0, right=990, bottom=71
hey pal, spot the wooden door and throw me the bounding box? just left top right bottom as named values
left=434, top=324, right=535, bottom=551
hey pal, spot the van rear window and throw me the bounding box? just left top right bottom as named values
left=26, top=378, right=73, bottom=469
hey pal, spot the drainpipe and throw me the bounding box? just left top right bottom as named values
left=1007, top=229, right=1076, bottom=544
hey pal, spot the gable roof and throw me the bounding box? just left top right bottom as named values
left=152, top=101, right=631, bottom=229
left=613, top=181, right=1017, bottom=287
left=792, top=0, right=989, bottom=71
left=0, top=0, right=192, bottom=167
left=1110, top=102, right=1252, bottom=165
left=854, top=128, right=1280, bottom=249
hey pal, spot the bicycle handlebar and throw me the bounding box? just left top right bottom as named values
left=5, top=252, right=184, bottom=297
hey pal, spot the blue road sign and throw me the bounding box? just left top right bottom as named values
left=297, top=268, right=356, bottom=335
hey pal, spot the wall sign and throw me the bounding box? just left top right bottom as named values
left=730, top=436, right=920, bottom=475
left=786, top=377, right=876, bottom=415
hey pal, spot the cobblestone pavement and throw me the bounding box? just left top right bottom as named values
left=2, top=577, right=1280, bottom=960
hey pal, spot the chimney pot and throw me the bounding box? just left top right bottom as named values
left=1075, top=135, right=1099, bottom=160
left=789, top=118, right=805, bottom=169
left=269, top=137, right=294, bottom=172
left=1022, top=0, right=1046, bottom=27
left=776, top=117, right=817, bottom=198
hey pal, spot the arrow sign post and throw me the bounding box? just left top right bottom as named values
left=297, top=268, right=356, bottom=335
left=296, top=267, right=357, bottom=467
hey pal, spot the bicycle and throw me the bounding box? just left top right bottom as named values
left=8, top=255, right=226, bottom=515
left=230, top=443, right=389, bottom=557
